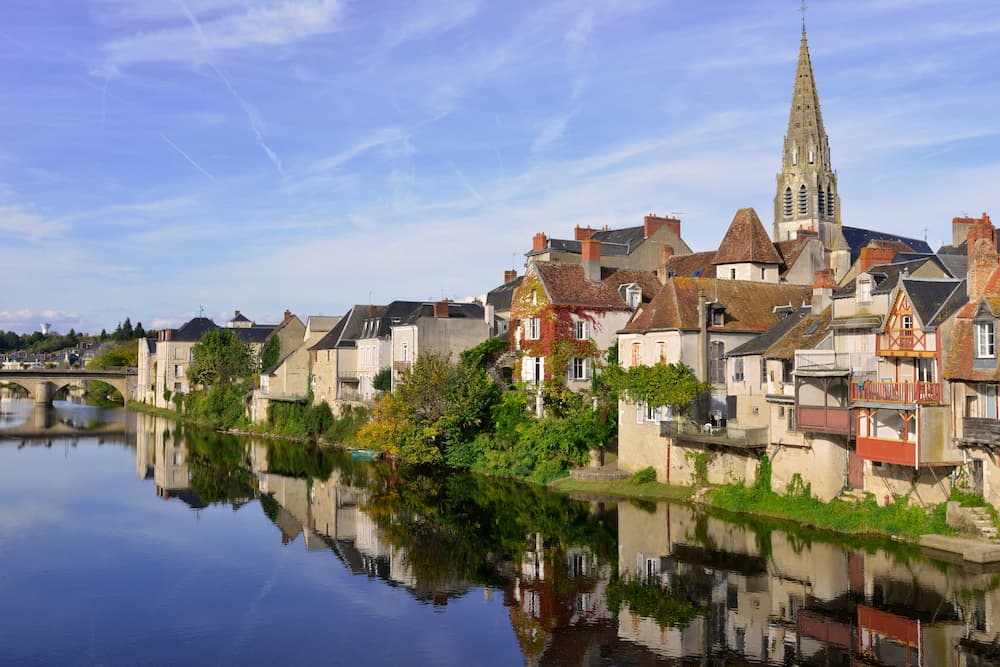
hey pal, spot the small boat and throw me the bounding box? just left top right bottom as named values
left=351, top=449, right=382, bottom=461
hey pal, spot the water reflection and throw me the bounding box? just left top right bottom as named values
left=5, top=406, right=1000, bottom=665
left=129, top=410, right=1000, bottom=665
left=0, top=398, right=132, bottom=448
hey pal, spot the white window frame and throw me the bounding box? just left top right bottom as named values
left=525, top=318, right=541, bottom=340
left=574, top=320, right=589, bottom=340
left=570, top=357, right=589, bottom=381
left=977, top=321, right=996, bottom=358
left=857, top=277, right=872, bottom=304
left=401, top=342, right=408, bottom=362
left=733, top=357, right=744, bottom=382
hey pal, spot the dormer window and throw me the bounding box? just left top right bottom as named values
left=620, top=283, right=641, bottom=309
left=711, top=306, right=725, bottom=326
left=976, top=321, right=995, bottom=358
left=857, top=276, right=872, bottom=304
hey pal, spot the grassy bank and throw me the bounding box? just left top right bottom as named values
left=549, top=476, right=694, bottom=503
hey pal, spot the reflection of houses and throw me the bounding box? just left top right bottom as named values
left=134, top=412, right=206, bottom=509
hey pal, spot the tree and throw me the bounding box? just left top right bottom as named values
left=121, top=317, right=133, bottom=340
left=187, top=329, right=254, bottom=388
left=260, top=335, right=281, bottom=371
left=612, top=362, right=710, bottom=415
left=99, top=329, right=108, bottom=341
left=372, top=367, right=392, bottom=392
left=133, top=322, right=146, bottom=339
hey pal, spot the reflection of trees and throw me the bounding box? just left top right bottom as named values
left=362, top=468, right=617, bottom=593
left=183, top=426, right=255, bottom=506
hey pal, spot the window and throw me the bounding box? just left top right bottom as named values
left=917, top=357, right=935, bottom=383
left=401, top=342, right=408, bottom=362
left=827, top=186, right=834, bottom=217
left=712, top=308, right=724, bottom=326
left=533, top=356, right=544, bottom=384
left=525, top=318, right=541, bottom=340
left=709, top=341, right=725, bottom=384
left=901, top=315, right=913, bottom=330
left=977, top=322, right=995, bottom=358
left=636, top=401, right=644, bottom=424
left=656, top=341, right=666, bottom=364
left=817, top=188, right=825, bottom=216
left=574, top=320, right=589, bottom=340
left=808, top=146, right=814, bottom=164
left=783, top=187, right=793, bottom=219
left=189, top=348, right=196, bottom=362
left=174, top=382, right=182, bottom=393
left=174, top=364, right=183, bottom=378
left=570, top=358, right=589, bottom=381
left=782, top=360, right=793, bottom=383
left=645, top=403, right=660, bottom=423
left=798, top=184, right=808, bottom=215
left=760, top=359, right=768, bottom=386
left=730, top=268, right=736, bottom=280
left=174, top=348, right=184, bottom=360
left=787, top=407, right=796, bottom=431
left=760, top=267, right=766, bottom=280
left=628, top=289, right=641, bottom=309
left=733, top=357, right=744, bottom=382
left=857, top=277, right=872, bottom=304
left=791, top=144, right=797, bottom=166
left=631, top=342, right=641, bottom=367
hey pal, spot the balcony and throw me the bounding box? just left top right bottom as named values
left=850, top=381, right=941, bottom=405
left=794, top=350, right=849, bottom=374
left=660, top=420, right=768, bottom=450
left=960, top=417, right=1000, bottom=448
left=336, top=369, right=360, bottom=382
left=393, top=360, right=411, bottom=374
left=796, top=405, right=853, bottom=436
left=856, top=436, right=917, bottom=467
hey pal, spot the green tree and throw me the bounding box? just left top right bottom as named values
left=613, top=362, right=710, bottom=414
left=187, top=329, right=254, bottom=388
left=88, top=341, right=138, bottom=368
left=260, top=335, right=281, bottom=371
left=99, top=328, right=108, bottom=341
left=133, top=322, right=146, bottom=339
left=372, top=367, right=392, bottom=392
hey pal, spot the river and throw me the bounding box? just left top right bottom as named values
left=0, top=400, right=996, bottom=666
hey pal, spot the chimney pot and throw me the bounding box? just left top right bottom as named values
left=504, top=269, right=517, bottom=284
left=574, top=225, right=595, bottom=241
left=434, top=301, right=450, bottom=318
left=283, top=309, right=292, bottom=322
left=532, top=232, right=548, bottom=252
left=581, top=239, right=601, bottom=282
left=369, top=304, right=377, bottom=317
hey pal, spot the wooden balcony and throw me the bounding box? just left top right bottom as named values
left=393, top=360, right=411, bottom=374
left=960, top=417, right=1000, bottom=448
left=796, top=405, right=852, bottom=436
left=661, top=420, right=768, bottom=450
left=856, top=436, right=917, bottom=467
left=850, top=381, right=941, bottom=405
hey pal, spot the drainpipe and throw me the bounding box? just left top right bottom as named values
left=697, top=289, right=707, bottom=383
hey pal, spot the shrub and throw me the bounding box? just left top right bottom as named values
left=630, top=467, right=656, bottom=484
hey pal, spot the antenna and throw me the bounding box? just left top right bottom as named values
left=800, top=0, right=807, bottom=32
left=198, top=305, right=204, bottom=317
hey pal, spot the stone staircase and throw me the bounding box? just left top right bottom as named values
left=966, top=507, right=998, bottom=540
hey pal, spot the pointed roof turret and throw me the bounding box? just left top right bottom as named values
left=714, top=208, right=783, bottom=266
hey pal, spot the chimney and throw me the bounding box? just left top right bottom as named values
left=661, top=245, right=674, bottom=263
left=858, top=245, right=897, bottom=274
left=283, top=309, right=292, bottom=322
left=953, top=213, right=991, bottom=247
left=164, top=329, right=173, bottom=341
left=504, top=269, right=517, bottom=284
left=433, top=301, right=450, bottom=318
left=967, top=214, right=999, bottom=302
left=812, top=269, right=836, bottom=312
left=574, top=225, right=595, bottom=241
left=644, top=214, right=681, bottom=239
left=369, top=304, right=377, bottom=317
left=234, top=310, right=240, bottom=318
left=696, top=289, right=708, bottom=383
left=533, top=232, right=548, bottom=252
left=581, top=238, right=601, bottom=282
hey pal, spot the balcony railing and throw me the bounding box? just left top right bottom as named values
left=850, top=381, right=941, bottom=405
left=660, top=420, right=768, bottom=450
left=796, top=405, right=853, bottom=436
left=393, top=361, right=411, bottom=373
left=794, top=350, right=848, bottom=372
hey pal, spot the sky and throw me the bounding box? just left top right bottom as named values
left=2, top=0, right=999, bottom=335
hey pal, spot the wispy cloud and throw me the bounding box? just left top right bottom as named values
left=160, top=133, right=215, bottom=180
left=310, top=127, right=410, bottom=172
left=382, top=0, right=480, bottom=49
left=0, top=188, right=70, bottom=240
left=531, top=110, right=576, bottom=151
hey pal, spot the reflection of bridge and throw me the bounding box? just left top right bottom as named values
left=0, top=368, right=137, bottom=406
left=0, top=404, right=129, bottom=440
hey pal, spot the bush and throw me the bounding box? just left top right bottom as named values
left=630, top=467, right=656, bottom=484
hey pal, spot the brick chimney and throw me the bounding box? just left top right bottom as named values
left=812, top=269, right=836, bottom=312
left=661, top=245, right=674, bottom=264
left=644, top=214, right=681, bottom=240
left=369, top=304, right=377, bottom=317
left=574, top=225, right=595, bottom=241
left=532, top=232, right=548, bottom=252
left=283, top=309, right=292, bottom=322
left=503, top=269, right=517, bottom=284
left=953, top=213, right=992, bottom=247
left=163, top=329, right=173, bottom=341
left=858, top=246, right=897, bottom=274
left=433, top=301, right=450, bottom=318
left=581, top=238, right=601, bottom=282
left=968, top=215, right=999, bottom=302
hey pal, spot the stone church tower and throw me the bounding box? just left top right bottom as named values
left=773, top=29, right=844, bottom=261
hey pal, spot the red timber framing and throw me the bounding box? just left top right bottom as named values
left=855, top=406, right=918, bottom=467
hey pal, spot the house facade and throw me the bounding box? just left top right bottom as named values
left=389, top=301, right=491, bottom=389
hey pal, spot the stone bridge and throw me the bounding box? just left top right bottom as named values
left=0, top=368, right=137, bottom=406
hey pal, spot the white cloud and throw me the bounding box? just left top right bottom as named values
left=531, top=111, right=576, bottom=152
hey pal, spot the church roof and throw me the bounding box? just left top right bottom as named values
left=787, top=30, right=827, bottom=148
left=713, top=208, right=783, bottom=265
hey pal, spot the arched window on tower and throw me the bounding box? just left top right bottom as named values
left=791, top=144, right=797, bottom=166
left=808, top=146, right=815, bottom=164
left=827, top=186, right=834, bottom=217
left=784, top=187, right=792, bottom=219
left=818, top=187, right=825, bottom=217
left=798, top=185, right=808, bottom=215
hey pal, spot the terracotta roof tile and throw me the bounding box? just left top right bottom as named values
left=713, top=208, right=783, bottom=266
left=532, top=262, right=658, bottom=308
left=623, top=278, right=812, bottom=333
left=764, top=306, right=833, bottom=360
left=665, top=250, right=716, bottom=278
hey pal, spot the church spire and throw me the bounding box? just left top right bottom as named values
left=773, top=25, right=841, bottom=252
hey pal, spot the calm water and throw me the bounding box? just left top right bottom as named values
left=1, top=400, right=998, bottom=667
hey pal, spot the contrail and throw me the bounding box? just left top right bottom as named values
left=160, top=133, right=215, bottom=180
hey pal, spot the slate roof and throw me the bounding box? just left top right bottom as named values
left=233, top=325, right=275, bottom=345
left=834, top=257, right=953, bottom=299
left=309, top=306, right=375, bottom=351
left=727, top=307, right=812, bottom=358
left=229, top=311, right=252, bottom=324
left=665, top=251, right=716, bottom=278
left=397, top=302, right=485, bottom=325
left=900, top=278, right=967, bottom=330
left=358, top=301, right=425, bottom=339
left=306, top=316, right=341, bottom=332
left=591, top=225, right=647, bottom=248
left=172, top=317, right=219, bottom=342
left=486, top=275, right=523, bottom=312
left=531, top=238, right=631, bottom=257
left=713, top=209, right=783, bottom=266
left=533, top=262, right=660, bottom=308
left=841, top=226, right=932, bottom=265
left=763, top=306, right=834, bottom=360
left=622, top=278, right=812, bottom=334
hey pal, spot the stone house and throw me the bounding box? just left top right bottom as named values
left=309, top=305, right=374, bottom=409
left=616, top=277, right=812, bottom=485
left=354, top=301, right=424, bottom=402
left=509, top=244, right=660, bottom=396
left=389, top=301, right=491, bottom=390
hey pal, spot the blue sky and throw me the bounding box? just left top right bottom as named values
left=2, top=0, right=999, bottom=334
